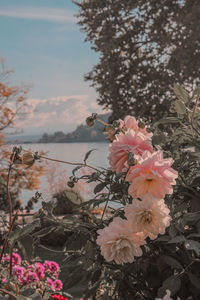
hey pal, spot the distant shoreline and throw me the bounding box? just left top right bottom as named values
left=7, top=140, right=109, bottom=144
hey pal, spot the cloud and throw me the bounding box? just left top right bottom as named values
left=0, top=7, right=75, bottom=24
left=15, top=94, right=107, bottom=135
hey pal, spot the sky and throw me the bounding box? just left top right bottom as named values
left=0, top=0, right=105, bottom=136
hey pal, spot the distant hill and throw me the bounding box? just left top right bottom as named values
left=39, top=113, right=110, bottom=143
left=5, top=134, right=41, bottom=144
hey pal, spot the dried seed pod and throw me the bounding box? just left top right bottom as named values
left=22, top=152, right=35, bottom=166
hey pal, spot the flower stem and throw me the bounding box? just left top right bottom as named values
left=0, top=288, right=17, bottom=299
left=7, top=152, right=16, bottom=226
left=0, top=209, right=19, bottom=263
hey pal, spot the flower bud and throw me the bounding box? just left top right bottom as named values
left=138, top=121, right=145, bottom=129
left=105, top=125, right=116, bottom=141
left=146, top=127, right=152, bottom=133
left=67, top=181, right=75, bottom=188
left=86, top=117, right=95, bottom=127
left=22, top=152, right=35, bottom=166
left=127, top=152, right=138, bottom=166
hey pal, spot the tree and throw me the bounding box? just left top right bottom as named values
left=0, top=59, right=44, bottom=211
left=75, top=0, right=200, bottom=121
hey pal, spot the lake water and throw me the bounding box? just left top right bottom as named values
left=17, top=143, right=109, bottom=210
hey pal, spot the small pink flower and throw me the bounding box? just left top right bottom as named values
left=5, top=253, right=21, bottom=265
left=54, top=279, right=63, bottom=291
left=1, top=278, right=7, bottom=283
left=44, top=261, right=60, bottom=273
left=126, top=150, right=178, bottom=199
left=33, top=262, right=45, bottom=279
left=12, top=265, right=25, bottom=281
left=47, top=277, right=55, bottom=289
left=125, top=195, right=171, bottom=240
left=23, top=271, right=39, bottom=284
left=108, top=130, right=153, bottom=173
left=119, top=115, right=153, bottom=139
left=97, top=217, right=145, bottom=265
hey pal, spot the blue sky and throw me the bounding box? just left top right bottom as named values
left=0, top=0, right=104, bottom=135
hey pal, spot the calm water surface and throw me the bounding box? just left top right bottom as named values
left=17, top=143, right=109, bottom=209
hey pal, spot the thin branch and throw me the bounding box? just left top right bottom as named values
left=0, top=288, right=17, bottom=299
left=7, top=152, right=16, bottom=226
left=40, top=155, right=103, bottom=174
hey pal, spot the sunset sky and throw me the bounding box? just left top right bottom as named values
left=0, top=0, right=105, bottom=135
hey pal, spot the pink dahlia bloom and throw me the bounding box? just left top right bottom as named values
left=119, top=115, right=153, bottom=139
left=108, top=130, right=153, bottom=173
left=96, top=217, right=145, bottom=265
left=126, top=150, right=178, bottom=199
left=54, top=279, right=63, bottom=291
left=12, top=265, right=25, bottom=281
left=124, top=195, right=171, bottom=240
left=5, top=253, right=21, bottom=265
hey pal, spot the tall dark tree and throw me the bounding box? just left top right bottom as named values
left=74, top=0, right=200, bottom=121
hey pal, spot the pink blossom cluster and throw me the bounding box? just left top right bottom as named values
left=97, top=116, right=178, bottom=265
left=1, top=253, right=63, bottom=295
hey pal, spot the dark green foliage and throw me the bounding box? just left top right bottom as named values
left=2, top=85, right=200, bottom=299
left=74, top=0, right=200, bottom=121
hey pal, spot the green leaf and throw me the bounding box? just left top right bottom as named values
left=155, top=235, right=170, bottom=242
left=10, top=220, right=40, bottom=243
left=184, top=240, right=200, bottom=255
left=162, top=255, right=183, bottom=270
left=72, top=165, right=83, bottom=176
left=153, top=117, right=180, bottom=127
left=17, top=235, right=34, bottom=261
left=152, top=132, right=166, bottom=145
left=168, top=235, right=186, bottom=244
left=94, top=182, right=107, bottom=194
left=183, top=212, right=200, bottom=225
left=174, top=84, right=189, bottom=103
left=157, top=275, right=181, bottom=297
left=84, top=148, right=96, bottom=163
left=91, top=268, right=101, bottom=285
left=42, top=200, right=57, bottom=215
left=64, top=190, right=81, bottom=205
left=188, top=272, right=200, bottom=289
left=174, top=100, right=186, bottom=115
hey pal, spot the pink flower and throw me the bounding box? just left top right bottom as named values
left=5, top=253, right=21, bottom=265
left=96, top=217, right=145, bottom=265
left=126, top=150, right=178, bottom=199
left=119, top=115, right=153, bottom=139
left=125, top=195, right=171, bottom=240
left=12, top=265, right=25, bottom=281
left=1, top=278, right=7, bottom=283
left=108, top=130, right=153, bottom=173
left=47, top=277, right=55, bottom=289
left=23, top=271, right=39, bottom=284
left=34, top=262, right=45, bottom=279
left=54, top=279, right=63, bottom=291
left=44, top=261, right=60, bottom=273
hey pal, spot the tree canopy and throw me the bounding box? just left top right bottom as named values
left=75, top=0, right=200, bottom=121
